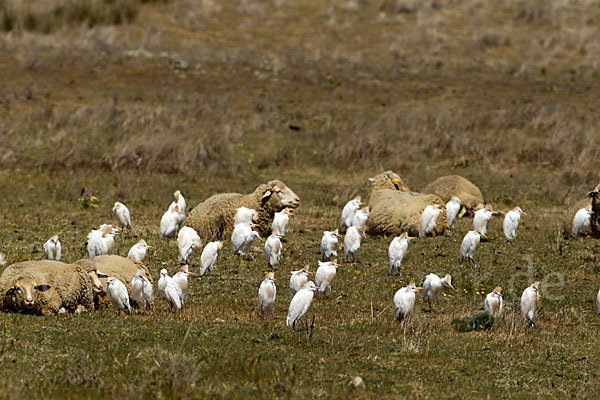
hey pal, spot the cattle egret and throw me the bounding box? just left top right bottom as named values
left=113, top=202, right=132, bottom=229
left=484, top=287, right=503, bottom=317
left=264, top=229, right=284, bottom=270
left=423, top=273, right=455, bottom=311
left=173, top=190, right=187, bottom=224
left=572, top=206, right=593, bottom=238
left=131, top=269, right=153, bottom=311
left=596, top=288, right=600, bottom=315
left=320, top=229, right=341, bottom=261
left=446, top=197, right=462, bottom=231
left=473, top=205, right=497, bottom=236
left=341, top=196, right=363, bottom=232
left=289, top=265, right=312, bottom=298
left=272, top=208, right=294, bottom=236
left=105, top=277, right=131, bottom=315
left=87, top=225, right=121, bottom=258
left=351, top=206, right=370, bottom=229
left=344, top=225, right=366, bottom=262
left=178, top=226, right=202, bottom=265
left=0, top=252, right=6, bottom=267
left=258, top=272, right=277, bottom=317
left=127, top=239, right=152, bottom=262
left=231, top=222, right=263, bottom=265
left=419, top=204, right=445, bottom=238
left=393, top=281, right=423, bottom=322
left=158, top=268, right=169, bottom=299
left=388, top=232, right=413, bottom=276
left=286, top=281, right=319, bottom=330
left=315, top=260, right=341, bottom=296
left=173, top=265, right=194, bottom=304
left=503, top=207, right=526, bottom=243
left=234, top=206, right=258, bottom=225
left=199, top=241, right=223, bottom=275
left=160, top=203, right=183, bottom=239
left=159, top=269, right=181, bottom=311
left=520, top=281, right=541, bottom=327
left=460, top=227, right=486, bottom=269
left=43, top=235, right=62, bottom=261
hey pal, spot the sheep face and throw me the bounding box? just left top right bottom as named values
left=87, top=270, right=106, bottom=293
left=368, top=171, right=409, bottom=192
left=10, top=278, right=51, bottom=309
left=262, top=181, right=300, bottom=209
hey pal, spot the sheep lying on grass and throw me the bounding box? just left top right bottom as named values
left=423, top=175, right=484, bottom=215
left=0, top=260, right=98, bottom=315
left=367, top=171, right=448, bottom=237
left=186, top=180, right=300, bottom=240
left=74, top=255, right=152, bottom=310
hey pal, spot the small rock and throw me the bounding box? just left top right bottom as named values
left=350, top=376, right=364, bottom=388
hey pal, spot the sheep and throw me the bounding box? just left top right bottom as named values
left=186, top=180, right=300, bottom=240
left=73, top=255, right=152, bottom=310
left=589, top=183, right=600, bottom=236
left=423, top=175, right=484, bottom=215
left=0, top=260, right=96, bottom=315
left=367, top=171, right=448, bottom=237
left=561, top=184, right=600, bottom=238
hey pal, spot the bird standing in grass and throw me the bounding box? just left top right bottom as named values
left=572, top=206, right=593, bottom=237
left=131, top=269, right=153, bottom=311
left=473, top=205, right=497, bottom=236
left=393, top=282, right=423, bottom=322
left=289, top=265, right=312, bottom=298
left=199, top=241, right=224, bottom=275
left=87, top=225, right=121, bottom=258
left=231, top=222, right=263, bottom=266
left=419, top=204, right=445, bottom=238
left=128, top=239, right=152, bottom=262
left=105, top=277, right=131, bottom=315
left=503, top=207, right=526, bottom=243
left=445, top=197, right=462, bottom=231
left=521, top=281, right=541, bottom=327
left=272, top=208, right=294, bottom=236
left=173, top=190, right=187, bottom=224
left=315, top=260, right=341, bottom=297
left=177, top=226, right=202, bottom=265
left=173, top=265, right=194, bottom=305
left=388, top=232, right=413, bottom=276
left=43, top=235, right=61, bottom=261
left=113, top=202, right=132, bottom=229
left=160, top=203, right=183, bottom=239
left=258, top=272, right=277, bottom=317
left=159, top=269, right=181, bottom=311
left=264, top=229, right=284, bottom=271
left=341, top=196, right=363, bottom=232
left=459, top=227, right=486, bottom=269
left=0, top=252, right=5, bottom=267
left=422, top=273, right=455, bottom=311
left=320, top=229, right=341, bottom=261
left=286, top=281, right=319, bottom=330
left=234, top=207, right=258, bottom=225
left=344, top=225, right=366, bottom=263
left=351, top=206, right=370, bottom=230
left=596, top=288, right=600, bottom=315
left=484, top=287, right=503, bottom=317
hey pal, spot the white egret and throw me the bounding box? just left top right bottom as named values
left=173, top=190, right=187, bottom=224
left=484, top=287, right=503, bottom=317
left=87, top=225, right=121, bottom=258
left=320, top=229, right=341, bottom=261
left=231, top=222, right=262, bottom=265
left=258, top=272, right=277, bottom=317
left=264, top=229, right=284, bottom=271
left=314, top=260, right=341, bottom=297
left=393, top=281, right=423, bottom=322
left=173, top=265, right=194, bottom=305
left=177, top=226, right=202, bottom=265
left=105, top=277, right=131, bottom=315
left=572, top=206, right=593, bottom=238
left=131, top=269, right=153, bottom=311
left=199, top=241, right=224, bottom=275
left=113, top=202, right=132, bottom=229
left=234, top=206, right=258, bottom=225
left=344, top=226, right=366, bottom=263
left=473, top=205, right=497, bottom=236
left=286, top=281, right=319, bottom=330
left=351, top=206, right=370, bottom=230
left=503, top=207, right=526, bottom=243
left=520, top=281, right=541, bottom=327
left=419, top=204, right=445, bottom=238
left=43, top=235, right=61, bottom=261
left=388, top=232, right=413, bottom=276
left=289, top=265, right=312, bottom=298
left=459, top=226, right=486, bottom=269
left=159, top=269, right=181, bottom=311
left=596, top=288, right=600, bottom=315
left=127, top=239, right=152, bottom=262
left=446, top=197, right=462, bottom=231
left=341, top=196, right=363, bottom=232
left=160, top=203, right=183, bottom=239
left=422, top=273, right=455, bottom=311
left=158, top=268, right=169, bottom=299
left=272, top=208, right=294, bottom=236
left=0, top=252, right=6, bottom=267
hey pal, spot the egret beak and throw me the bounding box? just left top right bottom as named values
left=521, top=211, right=527, bottom=216
left=498, top=293, right=503, bottom=297
left=257, top=235, right=264, bottom=242
left=441, top=208, right=446, bottom=213
left=449, top=284, right=457, bottom=291
left=334, top=263, right=342, bottom=267
left=272, top=278, right=278, bottom=281
left=408, top=236, right=416, bottom=240
left=335, top=234, right=341, bottom=238
left=359, top=201, right=365, bottom=206
left=187, top=271, right=196, bottom=275
left=313, top=286, right=320, bottom=289
left=415, top=287, right=424, bottom=290
left=288, top=209, right=295, bottom=215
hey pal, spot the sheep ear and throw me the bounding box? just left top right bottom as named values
left=368, top=178, right=375, bottom=183
left=588, top=191, right=598, bottom=198
left=262, top=190, right=272, bottom=201
left=5, top=286, right=16, bottom=296
left=36, top=285, right=51, bottom=292
left=96, top=271, right=109, bottom=278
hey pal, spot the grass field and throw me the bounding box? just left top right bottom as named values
left=1, top=0, right=600, bottom=398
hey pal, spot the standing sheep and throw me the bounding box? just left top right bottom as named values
left=367, top=171, right=448, bottom=237
left=0, top=260, right=96, bottom=315
left=423, top=175, right=484, bottom=215
left=186, top=180, right=300, bottom=240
